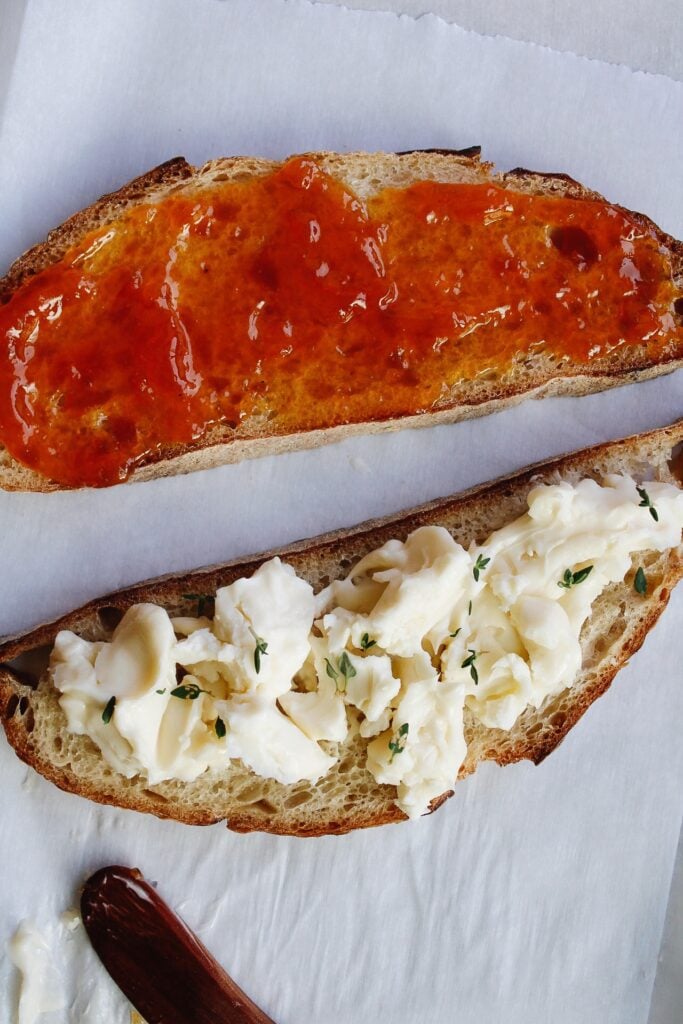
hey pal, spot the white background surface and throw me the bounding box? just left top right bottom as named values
left=0, top=1, right=682, bottom=1022
left=315, top=0, right=683, bottom=79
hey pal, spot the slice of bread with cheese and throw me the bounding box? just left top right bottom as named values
left=0, top=421, right=681, bottom=836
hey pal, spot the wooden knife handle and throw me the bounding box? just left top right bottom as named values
left=81, top=865, right=276, bottom=1024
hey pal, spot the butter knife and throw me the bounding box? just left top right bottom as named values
left=81, top=865, right=275, bottom=1024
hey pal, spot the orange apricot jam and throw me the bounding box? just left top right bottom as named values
left=0, top=156, right=680, bottom=487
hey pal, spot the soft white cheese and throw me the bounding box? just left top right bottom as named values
left=220, top=694, right=335, bottom=784
left=51, top=559, right=330, bottom=786
left=320, top=526, right=471, bottom=657
left=94, top=604, right=176, bottom=698
left=279, top=687, right=348, bottom=742
left=457, top=475, right=683, bottom=730
left=343, top=653, right=401, bottom=725
left=53, top=606, right=226, bottom=784
left=213, top=557, right=315, bottom=698
left=50, top=475, right=683, bottom=821
left=8, top=921, right=65, bottom=1024
left=366, top=677, right=467, bottom=819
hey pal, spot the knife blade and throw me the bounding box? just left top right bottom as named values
left=81, top=865, right=276, bottom=1024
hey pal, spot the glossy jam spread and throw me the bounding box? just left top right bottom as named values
left=0, top=157, right=681, bottom=486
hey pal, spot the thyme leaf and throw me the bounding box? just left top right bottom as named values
left=101, top=696, right=116, bottom=724
left=636, top=486, right=659, bottom=522
left=473, top=554, right=490, bottom=582
left=388, top=722, right=409, bottom=763
left=634, top=567, right=647, bottom=595
left=558, top=565, right=593, bottom=589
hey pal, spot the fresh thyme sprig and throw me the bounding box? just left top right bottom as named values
left=388, top=723, right=409, bottom=763
left=254, top=636, right=268, bottom=674
left=461, top=649, right=479, bottom=685
left=181, top=593, right=214, bottom=617
left=325, top=652, right=357, bottom=693
left=198, top=596, right=213, bottom=617
left=558, top=565, right=593, bottom=589
left=473, top=554, right=490, bottom=582
left=171, top=681, right=211, bottom=700
left=636, top=486, right=659, bottom=522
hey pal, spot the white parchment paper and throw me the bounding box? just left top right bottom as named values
left=0, top=2, right=681, bottom=1021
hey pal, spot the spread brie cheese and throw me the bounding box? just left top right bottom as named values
left=8, top=921, right=65, bottom=1024
left=50, top=476, right=683, bottom=819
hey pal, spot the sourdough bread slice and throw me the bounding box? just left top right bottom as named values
left=0, top=149, right=682, bottom=491
left=0, top=421, right=681, bottom=836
